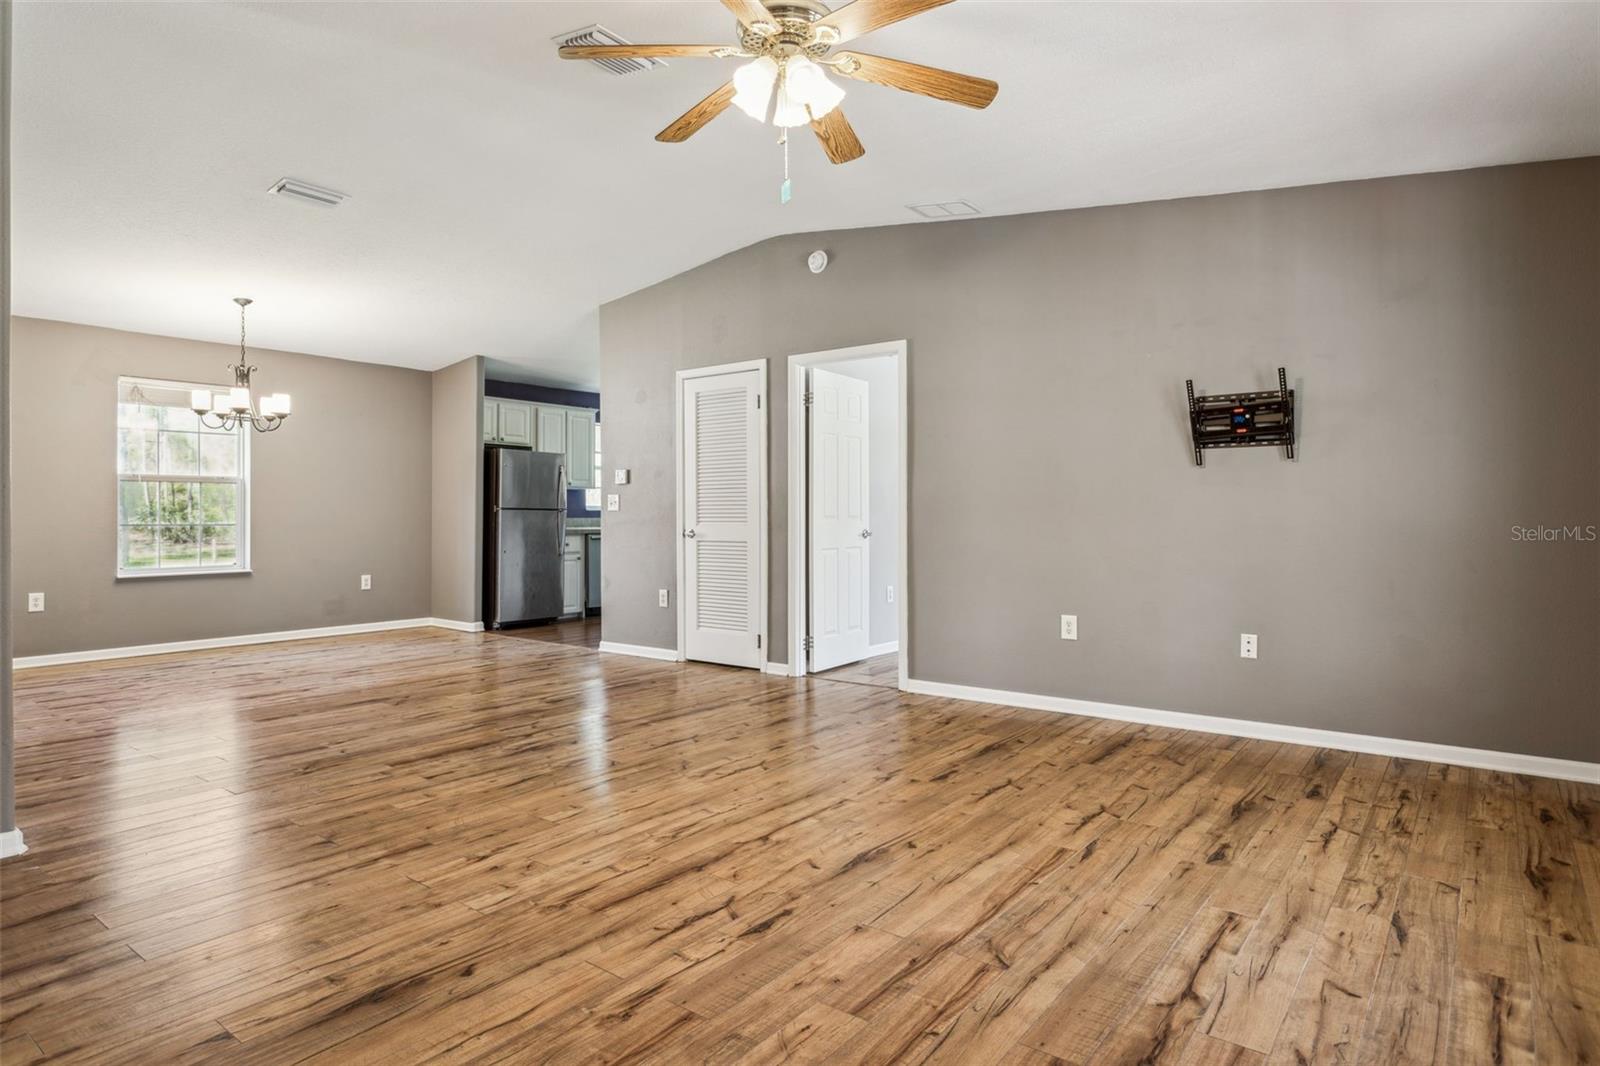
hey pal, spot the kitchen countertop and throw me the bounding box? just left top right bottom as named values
left=567, top=519, right=601, bottom=533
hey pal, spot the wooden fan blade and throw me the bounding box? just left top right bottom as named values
left=560, top=44, right=732, bottom=60
left=815, top=0, right=953, bottom=45
left=832, top=51, right=997, bottom=109
left=720, top=0, right=777, bottom=30
left=810, top=108, right=865, bottom=164
left=657, top=82, right=738, bottom=143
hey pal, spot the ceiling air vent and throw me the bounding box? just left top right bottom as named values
left=267, top=178, right=348, bottom=208
left=553, top=24, right=664, bottom=76
left=908, top=200, right=982, bottom=219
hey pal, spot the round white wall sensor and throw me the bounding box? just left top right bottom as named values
left=807, top=250, right=828, bottom=274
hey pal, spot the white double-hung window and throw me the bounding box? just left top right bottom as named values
left=116, top=377, right=250, bottom=576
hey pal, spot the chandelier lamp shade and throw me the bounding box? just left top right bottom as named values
left=190, top=297, right=292, bottom=433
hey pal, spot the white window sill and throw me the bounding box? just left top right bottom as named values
left=116, top=568, right=253, bottom=580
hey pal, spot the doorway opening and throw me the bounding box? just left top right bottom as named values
left=786, top=341, right=907, bottom=688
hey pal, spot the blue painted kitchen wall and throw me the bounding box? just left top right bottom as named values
left=484, top=381, right=599, bottom=517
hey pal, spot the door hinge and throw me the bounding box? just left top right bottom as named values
left=802, top=392, right=813, bottom=407
left=756, top=634, right=762, bottom=649
left=803, top=635, right=814, bottom=652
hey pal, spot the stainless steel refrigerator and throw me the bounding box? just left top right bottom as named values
left=484, top=447, right=566, bottom=628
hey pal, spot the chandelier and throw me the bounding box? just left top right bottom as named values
left=189, top=297, right=292, bottom=433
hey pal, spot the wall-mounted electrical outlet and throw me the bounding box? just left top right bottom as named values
left=1240, top=633, right=1258, bottom=659
left=614, top=469, right=630, bottom=485
left=886, top=585, right=895, bottom=604
left=27, top=592, right=45, bottom=613
left=360, top=574, right=372, bottom=591
left=1060, top=614, right=1078, bottom=640
left=658, top=588, right=670, bottom=608
left=607, top=494, right=620, bottom=511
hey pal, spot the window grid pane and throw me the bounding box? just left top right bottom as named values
left=116, top=378, right=247, bottom=574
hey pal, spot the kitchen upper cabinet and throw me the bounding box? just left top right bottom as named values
left=497, top=402, right=534, bottom=446
left=483, top=397, right=595, bottom=488
left=536, top=406, right=567, bottom=456
left=483, top=399, right=534, bottom=446
left=565, top=409, right=596, bottom=489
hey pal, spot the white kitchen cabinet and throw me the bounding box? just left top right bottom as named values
left=536, top=405, right=567, bottom=456
left=497, top=401, right=534, bottom=446
left=565, top=409, right=596, bottom=489
left=561, top=533, right=585, bottom=617
left=483, top=399, right=534, bottom=446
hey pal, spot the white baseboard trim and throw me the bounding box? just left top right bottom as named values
left=764, top=662, right=794, bottom=677
left=0, top=829, right=27, bottom=860
left=429, top=618, right=486, bottom=633
left=868, top=641, right=900, bottom=658
left=598, top=641, right=682, bottom=663
left=14, top=617, right=481, bottom=670
left=903, top=677, right=1600, bottom=784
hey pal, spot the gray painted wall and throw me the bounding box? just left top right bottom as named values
left=429, top=355, right=483, bottom=624
left=10, top=317, right=434, bottom=656
left=599, top=158, right=1600, bottom=761
left=829, top=355, right=899, bottom=647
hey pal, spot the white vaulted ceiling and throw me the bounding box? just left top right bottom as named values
left=12, top=1, right=1599, bottom=387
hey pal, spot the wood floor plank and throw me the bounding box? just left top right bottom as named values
left=0, top=629, right=1592, bottom=1063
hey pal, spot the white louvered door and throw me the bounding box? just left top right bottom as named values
left=807, top=367, right=870, bottom=672
left=683, top=369, right=763, bottom=668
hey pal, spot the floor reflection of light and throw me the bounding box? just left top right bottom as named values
left=105, top=664, right=251, bottom=937
left=577, top=680, right=613, bottom=803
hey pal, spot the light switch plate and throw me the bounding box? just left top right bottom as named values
left=658, top=589, right=670, bottom=608
left=360, top=574, right=372, bottom=591
left=886, top=585, right=895, bottom=604
left=1240, top=633, right=1258, bottom=659
left=1060, top=614, right=1078, bottom=640
left=614, top=469, right=630, bottom=485
left=606, top=494, right=620, bottom=511
left=27, top=592, right=44, bottom=613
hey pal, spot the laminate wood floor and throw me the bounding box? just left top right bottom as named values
left=2, top=630, right=1596, bottom=1064
left=813, top=652, right=899, bottom=690
left=494, top=616, right=603, bottom=651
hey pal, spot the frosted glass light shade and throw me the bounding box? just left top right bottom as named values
left=732, top=57, right=779, bottom=121
left=779, top=57, right=844, bottom=125
left=210, top=392, right=230, bottom=415
left=228, top=387, right=252, bottom=412
left=190, top=389, right=212, bottom=413
left=262, top=393, right=291, bottom=418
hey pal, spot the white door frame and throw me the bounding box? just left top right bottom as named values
left=786, top=340, right=908, bottom=687
left=675, top=358, right=769, bottom=666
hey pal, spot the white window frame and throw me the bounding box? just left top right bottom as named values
left=584, top=419, right=603, bottom=510
left=115, top=375, right=253, bottom=579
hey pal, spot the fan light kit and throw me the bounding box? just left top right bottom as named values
left=557, top=0, right=998, bottom=202
left=189, top=298, right=292, bottom=434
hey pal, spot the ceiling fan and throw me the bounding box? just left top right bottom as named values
left=557, top=0, right=999, bottom=167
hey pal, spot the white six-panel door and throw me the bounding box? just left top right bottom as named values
left=808, top=367, right=870, bottom=672
left=682, top=369, right=763, bottom=669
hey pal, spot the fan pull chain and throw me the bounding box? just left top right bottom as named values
left=779, top=129, right=791, bottom=205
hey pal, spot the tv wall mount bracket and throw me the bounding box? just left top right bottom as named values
left=1186, top=367, right=1296, bottom=466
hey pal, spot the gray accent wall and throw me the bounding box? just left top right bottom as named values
left=10, top=318, right=434, bottom=656
left=599, top=158, right=1600, bottom=762
left=429, top=355, right=484, bottom=625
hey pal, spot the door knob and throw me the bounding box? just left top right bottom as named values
left=684, top=529, right=697, bottom=539
left=860, top=529, right=872, bottom=539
